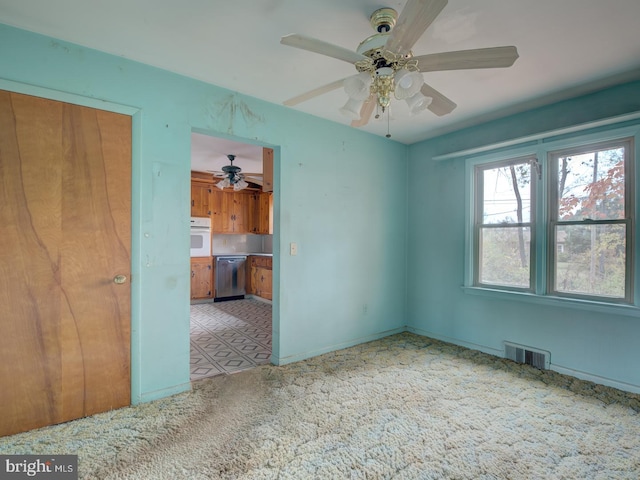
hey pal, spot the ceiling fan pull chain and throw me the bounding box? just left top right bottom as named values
left=386, top=107, right=391, bottom=138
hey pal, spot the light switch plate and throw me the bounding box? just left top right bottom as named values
left=290, top=242, right=298, bottom=256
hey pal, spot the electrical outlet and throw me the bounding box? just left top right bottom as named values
left=290, top=242, right=298, bottom=256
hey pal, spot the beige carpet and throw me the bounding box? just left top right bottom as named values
left=1, top=333, right=639, bottom=479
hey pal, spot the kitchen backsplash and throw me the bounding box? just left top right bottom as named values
left=212, top=234, right=273, bottom=255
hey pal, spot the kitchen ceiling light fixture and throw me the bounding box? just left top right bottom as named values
left=216, top=154, right=248, bottom=191
left=281, top=0, right=519, bottom=139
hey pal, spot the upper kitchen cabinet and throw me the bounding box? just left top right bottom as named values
left=191, top=181, right=212, bottom=218
left=211, top=190, right=253, bottom=233
left=262, top=147, right=273, bottom=193
left=256, top=192, right=273, bottom=235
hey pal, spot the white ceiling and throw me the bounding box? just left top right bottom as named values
left=190, top=133, right=263, bottom=174
left=2, top=0, right=640, bottom=158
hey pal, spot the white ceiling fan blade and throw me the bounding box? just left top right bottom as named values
left=283, top=78, right=347, bottom=106
left=415, top=46, right=519, bottom=72
left=281, top=34, right=367, bottom=64
left=421, top=83, right=457, bottom=116
left=351, top=95, right=376, bottom=128
left=384, top=0, right=448, bottom=55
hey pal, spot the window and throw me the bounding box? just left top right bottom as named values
left=474, top=156, right=536, bottom=290
left=470, top=133, right=635, bottom=305
left=549, top=140, right=633, bottom=301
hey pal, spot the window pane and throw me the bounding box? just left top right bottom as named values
left=482, top=162, right=531, bottom=224
left=479, top=227, right=530, bottom=288
left=554, top=224, right=626, bottom=298
left=557, top=146, right=625, bottom=221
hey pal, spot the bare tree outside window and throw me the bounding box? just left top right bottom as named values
left=476, top=158, right=533, bottom=289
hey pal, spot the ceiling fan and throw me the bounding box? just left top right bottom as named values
left=209, top=154, right=263, bottom=191
left=280, top=0, right=519, bottom=137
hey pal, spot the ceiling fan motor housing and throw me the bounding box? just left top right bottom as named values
left=370, top=8, right=397, bottom=33
left=222, top=154, right=241, bottom=175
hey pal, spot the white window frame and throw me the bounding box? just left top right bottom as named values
left=547, top=138, right=634, bottom=304
left=473, top=155, right=537, bottom=292
left=463, top=122, right=640, bottom=314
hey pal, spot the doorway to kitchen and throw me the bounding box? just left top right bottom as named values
left=189, top=132, right=275, bottom=381
left=190, top=298, right=272, bottom=379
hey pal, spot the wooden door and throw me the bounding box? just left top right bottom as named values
left=0, top=90, right=131, bottom=437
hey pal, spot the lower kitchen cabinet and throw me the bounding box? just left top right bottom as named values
left=190, top=257, right=213, bottom=300
left=247, top=256, right=272, bottom=300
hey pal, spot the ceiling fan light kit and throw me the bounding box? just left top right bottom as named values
left=343, top=72, right=373, bottom=101
left=406, top=91, right=433, bottom=115
left=215, top=154, right=249, bottom=191
left=339, top=98, right=365, bottom=120
left=394, top=69, right=424, bottom=99
left=280, top=0, right=519, bottom=138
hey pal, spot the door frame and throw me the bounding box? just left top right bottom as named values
left=0, top=79, right=144, bottom=404
left=189, top=128, right=280, bottom=368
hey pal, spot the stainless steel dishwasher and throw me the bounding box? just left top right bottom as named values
left=214, top=255, right=247, bottom=301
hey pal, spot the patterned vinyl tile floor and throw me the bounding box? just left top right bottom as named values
left=190, top=298, right=272, bottom=380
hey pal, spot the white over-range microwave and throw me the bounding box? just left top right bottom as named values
left=190, top=217, right=211, bottom=257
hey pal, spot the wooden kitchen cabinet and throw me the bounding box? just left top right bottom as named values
left=190, top=257, right=213, bottom=300
left=257, top=192, right=273, bottom=234
left=248, top=255, right=272, bottom=300
left=211, top=190, right=252, bottom=233
left=262, top=147, right=274, bottom=193
left=191, top=182, right=212, bottom=217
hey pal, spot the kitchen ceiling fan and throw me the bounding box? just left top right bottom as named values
left=209, top=154, right=263, bottom=191
left=280, top=0, right=519, bottom=137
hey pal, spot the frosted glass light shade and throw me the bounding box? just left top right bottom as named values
left=339, top=98, right=364, bottom=119
left=343, top=72, right=372, bottom=101
left=405, top=92, right=432, bottom=115
left=394, top=69, right=423, bottom=99
left=216, top=177, right=231, bottom=189
left=234, top=179, right=248, bottom=191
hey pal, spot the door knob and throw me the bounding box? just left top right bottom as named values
left=113, top=274, right=127, bottom=284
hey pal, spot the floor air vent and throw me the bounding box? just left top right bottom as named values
left=504, top=342, right=550, bottom=370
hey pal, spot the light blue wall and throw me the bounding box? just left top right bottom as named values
left=0, top=24, right=407, bottom=403
left=7, top=21, right=638, bottom=401
left=407, top=81, right=640, bottom=393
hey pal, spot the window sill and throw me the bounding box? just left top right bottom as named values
left=461, top=286, right=640, bottom=317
